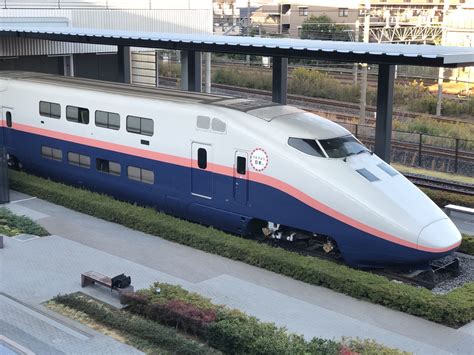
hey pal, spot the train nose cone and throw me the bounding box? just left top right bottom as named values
left=417, top=218, right=462, bottom=252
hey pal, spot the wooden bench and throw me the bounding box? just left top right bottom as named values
left=445, top=204, right=474, bottom=217
left=81, top=271, right=134, bottom=304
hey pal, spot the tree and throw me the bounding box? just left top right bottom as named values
left=300, top=15, right=350, bottom=41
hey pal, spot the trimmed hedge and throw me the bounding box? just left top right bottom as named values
left=421, top=187, right=474, bottom=209
left=460, top=235, right=474, bottom=255
left=125, top=283, right=405, bottom=355
left=54, top=294, right=216, bottom=355
left=0, top=206, right=49, bottom=237
left=9, top=171, right=474, bottom=327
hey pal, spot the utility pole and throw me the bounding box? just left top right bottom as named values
left=246, top=0, right=250, bottom=65
left=436, top=0, right=449, bottom=116
left=205, top=52, right=211, bottom=93
left=360, top=0, right=370, bottom=122
left=353, top=19, right=360, bottom=85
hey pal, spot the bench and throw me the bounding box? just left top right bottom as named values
left=445, top=204, right=474, bottom=217
left=81, top=271, right=134, bottom=304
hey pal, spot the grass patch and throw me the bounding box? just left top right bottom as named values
left=0, top=207, right=49, bottom=237
left=52, top=293, right=217, bottom=355
left=9, top=170, right=474, bottom=327
left=393, top=164, right=474, bottom=186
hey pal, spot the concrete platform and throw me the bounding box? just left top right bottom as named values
left=1, top=190, right=474, bottom=354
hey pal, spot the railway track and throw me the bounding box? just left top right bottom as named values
left=210, top=82, right=473, bottom=126
left=158, top=76, right=471, bottom=125
left=263, top=238, right=460, bottom=289
left=403, top=174, right=474, bottom=196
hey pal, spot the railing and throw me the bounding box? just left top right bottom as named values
left=340, top=122, right=474, bottom=175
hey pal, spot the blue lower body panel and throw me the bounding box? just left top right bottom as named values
left=4, top=128, right=455, bottom=268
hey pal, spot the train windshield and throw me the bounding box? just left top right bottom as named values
left=318, top=135, right=369, bottom=159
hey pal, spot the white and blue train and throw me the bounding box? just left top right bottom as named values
left=0, top=72, right=462, bottom=268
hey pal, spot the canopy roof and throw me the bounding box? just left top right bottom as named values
left=1, top=26, right=473, bottom=67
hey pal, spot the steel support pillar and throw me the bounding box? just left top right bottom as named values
left=374, top=64, right=395, bottom=163
left=63, top=55, right=74, bottom=77
left=180, top=50, right=202, bottom=92
left=272, top=57, right=288, bottom=105
left=118, top=45, right=131, bottom=84
left=0, top=148, right=9, bottom=204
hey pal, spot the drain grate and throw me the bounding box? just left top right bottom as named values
left=13, top=234, right=40, bottom=242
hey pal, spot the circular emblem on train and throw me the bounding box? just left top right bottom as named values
left=250, top=148, right=269, bottom=172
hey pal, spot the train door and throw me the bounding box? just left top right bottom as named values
left=191, top=142, right=213, bottom=199
left=1, top=107, right=14, bottom=149
left=233, top=151, right=248, bottom=205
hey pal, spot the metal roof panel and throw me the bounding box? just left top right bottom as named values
left=1, top=26, right=473, bottom=67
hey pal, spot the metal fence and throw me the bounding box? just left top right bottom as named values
left=340, top=122, right=474, bottom=175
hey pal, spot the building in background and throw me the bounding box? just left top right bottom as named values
left=0, top=0, right=213, bottom=83
left=214, top=0, right=240, bottom=34
left=445, top=0, right=474, bottom=90
left=248, top=0, right=359, bottom=38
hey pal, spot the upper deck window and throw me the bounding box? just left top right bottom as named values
left=126, top=115, right=154, bottom=136
left=39, top=101, right=61, bottom=119
left=95, top=110, right=120, bottom=130
left=66, top=105, right=89, bottom=124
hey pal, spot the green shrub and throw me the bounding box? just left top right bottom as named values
left=128, top=283, right=405, bottom=355
left=10, top=171, right=474, bottom=327
left=421, top=188, right=474, bottom=208
left=460, top=235, right=474, bottom=255
left=213, top=67, right=272, bottom=91
left=54, top=293, right=216, bottom=355
left=0, top=207, right=49, bottom=237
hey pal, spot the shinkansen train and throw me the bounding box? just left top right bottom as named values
left=0, top=71, right=462, bottom=268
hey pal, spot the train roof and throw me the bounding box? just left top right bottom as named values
left=0, top=71, right=305, bottom=121
left=0, top=71, right=349, bottom=139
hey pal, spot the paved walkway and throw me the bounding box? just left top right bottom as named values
left=1, top=190, right=474, bottom=355
left=451, top=210, right=474, bottom=236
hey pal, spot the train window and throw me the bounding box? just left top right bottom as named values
left=68, top=152, right=91, bottom=168
left=356, top=168, right=380, bottom=182
left=197, top=148, right=207, bottom=169
left=66, top=106, right=89, bottom=124
left=196, top=116, right=210, bottom=130
left=126, top=115, right=154, bottom=136
left=237, top=156, right=246, bottom=175
left=319, top=135, right=369, bottom=159
left=96, top=158, right=121, bottom=176
left=41, top=146, right=62, bottom=161
left=6, top=111, right=12, bottom=127
left=39, top=101, right=61, bottom=119
left=211, top=118, right=226, bottom=133
left=288, top=138, right=324, bottom=157
left=95, top=110, right=120, bottom=130
left=127, top=166, right=154, bottom=184
left=377, top=163, right=398, bottom=177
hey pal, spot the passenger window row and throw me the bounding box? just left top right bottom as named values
left=40, top=145, right=154, bottom=184
left=38, top=101, right=154, bottom=136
